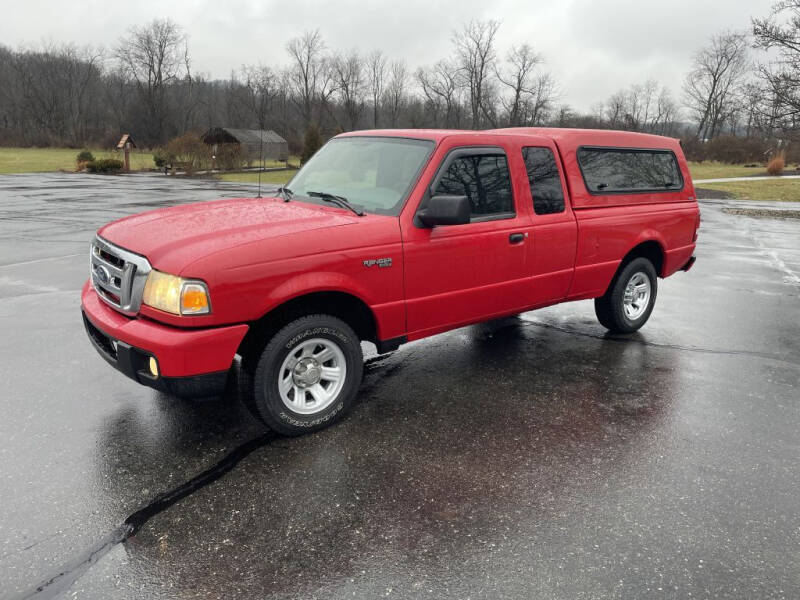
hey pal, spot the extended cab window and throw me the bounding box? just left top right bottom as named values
left=434, top=153, right=514, bottom=219
left=522, top=147, right=565, bottom=215
left=577, top=147, right=683, bottom=194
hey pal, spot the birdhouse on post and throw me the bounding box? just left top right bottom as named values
left=116, top=134, right=136, bottom=173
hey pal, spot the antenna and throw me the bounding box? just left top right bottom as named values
left=257, top=126, right=264, bottom=198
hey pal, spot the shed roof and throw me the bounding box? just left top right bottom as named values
left=202, top=127, right=287, bottom=145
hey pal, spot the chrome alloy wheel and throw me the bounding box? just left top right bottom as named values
left=277, top=338, right=347, bottom=415
left=622, top=272, right=651, bottom=320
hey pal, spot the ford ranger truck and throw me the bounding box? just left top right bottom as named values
left=82, top=128, right=699, bottom=435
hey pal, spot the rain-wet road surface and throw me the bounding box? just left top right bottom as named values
left=1, top=173, right=799, bottom=599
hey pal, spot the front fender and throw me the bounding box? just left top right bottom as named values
left=260, top=271, right=375, bottom=315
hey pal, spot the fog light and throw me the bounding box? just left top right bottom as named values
left=148, top=356, right=159, bottom=378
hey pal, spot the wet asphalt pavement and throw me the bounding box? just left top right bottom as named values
left=1, top=173, right=799, bottom=599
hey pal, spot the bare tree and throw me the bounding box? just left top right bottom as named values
left=332, top=51, right=366, bottom=131
left=623, top=80, right=660, bottom=131
left=605, top=91, right=627, bottom=129
left=683, top=31, right=749, bottom=140
left=753, top=1, right=800, bottom=130
left=366, top=50, right=387, bottom=128
left=241, top=65, right=277, bottom=129
left=737, top=79, right=777, bottom=136
left=0, top=46, right=16, bottom=140
left=640, top=80, right=660, bottom=129
left=588, top=102, right=606, bottom=127
left=115, top=19, right=189, bottom=144
left=453, top=19, right=500, bottom=128
left=555, top=104, right=575, bottom=127
left=496, top=44, right=545, bottom=126
left=385, top=60, right=408, bottom=127
left=286, top=30, right=329, bottom=128
left=653, top=87, right=679, bottom=135
left=9, top=43, right=106, bottom=146
left=528, top=73, right=558, bottom=126
left=602, top=81, right=679, bottom=134
left=417, top=59, right=463, bottom=128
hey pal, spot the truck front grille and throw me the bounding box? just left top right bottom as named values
left=89, top=236, right=152, bottom=316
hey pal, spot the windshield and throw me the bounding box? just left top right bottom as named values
left=288, top=136, right=435, bottom=216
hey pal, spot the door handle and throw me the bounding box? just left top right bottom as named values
left=509, top=233, right=525, bottom=244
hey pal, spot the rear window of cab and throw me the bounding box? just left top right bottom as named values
left=577, top=147, right=683, bottom=194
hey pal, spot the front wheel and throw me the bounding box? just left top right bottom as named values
left=594, top=257, right=658, bottom=333
left=250, top=314, right=363, bottom=435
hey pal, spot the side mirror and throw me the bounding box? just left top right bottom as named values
left=417, top=195, right=471, bottom=227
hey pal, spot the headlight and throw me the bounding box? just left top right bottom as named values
left=142, top=270, right=211, bottom=315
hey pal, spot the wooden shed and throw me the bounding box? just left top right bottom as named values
left=202, top=127, right=288, bottom=163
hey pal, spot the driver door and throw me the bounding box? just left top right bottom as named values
left=401, top=145, right=532, bottom=337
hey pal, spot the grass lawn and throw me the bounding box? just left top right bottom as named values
left=700, top=179, right=800, bottom=202
left=0, top=147, right=158, bottom=174
left=688, top=161, right=767, bottom=180
left=0, top=147, right=300, bottom=174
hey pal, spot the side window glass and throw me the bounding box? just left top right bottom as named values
left=522, top=147, right=565, bottom=215
left=434, top=153, right=513, bottom=218
left=577, top=148, right=683, bottom=193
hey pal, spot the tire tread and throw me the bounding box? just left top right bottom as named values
left=594, top=257, right=658, bottom=334
left=250, top=314, right=363, bottom=435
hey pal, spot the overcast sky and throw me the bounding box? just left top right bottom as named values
left=0, top=0, right=776, bottom=112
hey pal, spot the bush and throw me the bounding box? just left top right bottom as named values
left=165, top=132, right=211, bottom=171
left=152, top=148, right=174, bottom=168
left=767, top=151, right=785, bottom=176
left=782, top=143, right=800, bottom=164
left=76, top=149, right=94, bottom=163
left=681, top=136, right=771, bottom=164
left=214, top=143, right=243, bottom=170
left=680, top=137, right=706, bottom=162
left=85, top=158, right=123, bottom=174
left=706, top=136, right=770, bottom=164
left=301, top=123, right=323, bottom=164
left=75, top=149, right=95, bottom=171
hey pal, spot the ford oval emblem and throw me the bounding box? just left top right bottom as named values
left=94, top=264, right=110, bottom=285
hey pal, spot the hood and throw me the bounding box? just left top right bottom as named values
left=98, top=197, right=358, bottom=273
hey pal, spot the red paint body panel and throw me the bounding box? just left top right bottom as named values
left=98, top=197, right=360, bottom=276
left=82, top=127, right=700, bottom=384
left=82, top=281, right=248, bottom=377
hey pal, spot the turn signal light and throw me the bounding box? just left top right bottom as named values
left=181, top=284, right=210, bottom=315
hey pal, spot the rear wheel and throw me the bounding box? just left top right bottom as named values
left=595, top=257, right=658, bottom=333
left=248, top=314, right=363, bottom=435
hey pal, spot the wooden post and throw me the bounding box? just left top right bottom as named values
left=123, top=141, right=131, bottom=173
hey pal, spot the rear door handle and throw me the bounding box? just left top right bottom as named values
left=509, top=233, right=525, bottom=244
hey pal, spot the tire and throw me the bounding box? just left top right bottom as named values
left=594, top=257, right=658, bottom=334
left=249, top=314, right=363, bottom=435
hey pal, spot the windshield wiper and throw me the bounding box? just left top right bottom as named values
left=307, top=191, right=364, bottom=216
left=277, top=186, right=293, bottom=202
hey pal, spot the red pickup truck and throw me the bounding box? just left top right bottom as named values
left=82, top=128, right=699, bottom=435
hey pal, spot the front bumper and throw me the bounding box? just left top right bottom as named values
left=81, top=281, right=249, bottom=397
